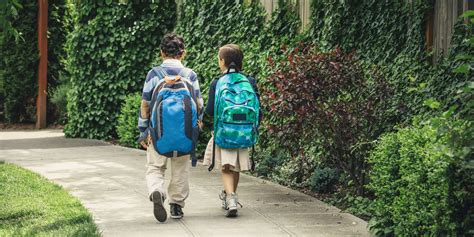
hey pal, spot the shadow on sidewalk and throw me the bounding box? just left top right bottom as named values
left=0, top=137, right=110, bottom=150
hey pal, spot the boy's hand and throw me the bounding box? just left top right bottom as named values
left=198, top=120, right=203, bottom=129
left=138, top=132, right=150, bottom=150
left=140, top=135, right=151, bottom=150
left=140, top=140, right=148, bottom=149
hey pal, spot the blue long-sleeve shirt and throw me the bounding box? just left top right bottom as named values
left=138, top=59, right=203, bottom=133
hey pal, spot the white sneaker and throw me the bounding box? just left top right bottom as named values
left=219, top=190, right=227, bottom=209
left=225, top=192, right=238, bottom=217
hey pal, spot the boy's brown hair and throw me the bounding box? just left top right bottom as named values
left=160, top=33, right=185, bottom=58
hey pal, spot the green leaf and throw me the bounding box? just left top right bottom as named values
left=462, top=10, right=474, bottom=18
left=453, top=64, right=470, bottom=74
left=424, top=98, right=440, bottom=109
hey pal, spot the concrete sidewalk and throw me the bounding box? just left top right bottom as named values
left=0, top=130, right=369, bottom=237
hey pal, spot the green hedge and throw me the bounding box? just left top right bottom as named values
left=47, top=0, right=73, bottom=124
left=0, top=0, right=72, bottom=124
left=116, top=93, right=141, bottom=148
left=367, top=117, right=473, bottom=236
left=0, top=1, right=38, bottom=123
left=64, top=1, right=176, bottom=139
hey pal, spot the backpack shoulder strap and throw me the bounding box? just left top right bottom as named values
left=150, top=67, right=168, bottom=109
left=179, top=68, right=192, bottom=80
left=179, top=68, right=196, bottom=98
left=152, top=66, right=168, bottom=79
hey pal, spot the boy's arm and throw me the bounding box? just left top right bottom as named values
left=138, top=70, right=157, bottom=135
left=190, top=71, right=204, bottom=120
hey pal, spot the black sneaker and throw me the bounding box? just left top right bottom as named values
left=151, top=191, right=167, bottom=222
left=170, top=204, right=183, bottom=219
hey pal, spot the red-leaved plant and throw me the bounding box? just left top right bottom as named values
left=262, top=44, right=392, bottom=194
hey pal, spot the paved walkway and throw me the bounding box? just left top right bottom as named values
left=0, top=130, right=369, bottom=237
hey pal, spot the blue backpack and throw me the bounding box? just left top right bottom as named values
left=148, top=67, right=199, bottom=166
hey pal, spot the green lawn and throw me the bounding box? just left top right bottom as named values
left=0, top=161, right=100, bottom=237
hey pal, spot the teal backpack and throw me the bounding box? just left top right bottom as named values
left=209, top=72, right=259, bottom=171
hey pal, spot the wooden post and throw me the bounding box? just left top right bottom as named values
left=36, top=0, right=47, bottom=129
left=425, top=3, right=434, bottom=53
left=463, top=0, right=469, bottom=24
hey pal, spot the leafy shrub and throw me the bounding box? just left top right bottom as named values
left=50, top=78, right=71, bottom=125
left=263, top=45, right=392, bottom=194
left=270, top=155, right=315, bottom=189
left=254, top=147, right=291, bottom=178
left=0, top=0, right=72, bottom=124
left=328, top=194, right=375, bottom=220
left=308, top=0, right=431, bottom=127
left=47, top=0, right=73, bottom=123
left=117, top=93, right=141, bottom=148
left=427, top=19, right=473, bottom=119
left=0, top=0, right=23, bottom=43
left=0, top=1, right=38, bottom=123
left=367, top=117, right=473, bottom=236
left=309, top=167, right=339, bottom=193
left=65, top=1, right=176, bottom=139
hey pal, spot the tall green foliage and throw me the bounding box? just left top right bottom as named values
left=117, top=93, right=141, bottom=148
left=176, top=0, right=267, bottom=88
left=308, top=0, right=429, bottom=124
left=48, top=0, right=73, bottom=123
left=0, top=0, right=72, bottom=123
left=0, top=1, right=38, bottom=123
left=65, top=1, right=176, bottom=139
left=0, top=0, right=23, bottom=44
left=368, top=117, right=473, bottom=236
left=173, top=0, right=300, bottom=155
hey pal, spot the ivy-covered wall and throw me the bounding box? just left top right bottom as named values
left=308, top=0, right=472, bottom=121
left=171, top=0, right=301, bottom=155
left=64, top=1, right=176, bottom=139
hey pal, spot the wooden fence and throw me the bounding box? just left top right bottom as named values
left=429, top=0, right=473, bottom=58
left=258, top=0, right=310, bottom=28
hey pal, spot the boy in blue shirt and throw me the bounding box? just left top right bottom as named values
left=138, top=33, right=203, bottom=222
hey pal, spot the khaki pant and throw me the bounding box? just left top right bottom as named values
left=146, top=143, right=190, bottom=207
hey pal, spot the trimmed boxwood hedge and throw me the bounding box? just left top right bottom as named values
left=367, top=117, right=473, bottom=236
left=116, top=93, right=141, bottom=148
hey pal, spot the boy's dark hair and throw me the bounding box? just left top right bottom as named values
left=218, top=44, right=244, bottom=71
left=160, top=33, right=185, bottom=58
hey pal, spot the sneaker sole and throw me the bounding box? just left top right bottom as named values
left=170, top=215, right=183, bottom=219
left=225, top=208, right=238, bottom=217
left=152, top=191, right=167, bottom=222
